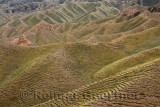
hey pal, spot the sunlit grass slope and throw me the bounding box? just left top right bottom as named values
left=0, top=24, right=160, bottom=106
left=34, top=57, right=160, bottom=107
left=32, top=16, right=160, bottom=106
left=0, top=44, right=59, bottom=86
left=0, top=43, right=125, bottom=106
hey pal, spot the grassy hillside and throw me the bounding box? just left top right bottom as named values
left=0, top=4, right=160, bottom=107
left=34, top=58, right=160, bottom=107
left=0, top=44, right=59, bottom=86
left=0, top=21, right=160, bottom=106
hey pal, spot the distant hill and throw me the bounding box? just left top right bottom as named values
left=0, top=0, right=159, bottom=13
left=0, top=4, right=159, bottom=46
left=0, top=0, right=58, bottom=13
left=0, top=2, right=120, bottom=26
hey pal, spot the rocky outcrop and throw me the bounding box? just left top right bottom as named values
left=17, top=35, right=31, bottom=45
left=8, top=34, right=31, bottom=45
left=148, top=4, right=160, bottom=12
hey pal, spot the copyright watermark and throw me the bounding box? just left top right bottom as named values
left=20, top=91, right=30, bottom=99
left=20, top=90, right=140, bottom=101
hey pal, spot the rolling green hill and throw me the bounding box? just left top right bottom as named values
left=0, top=3, right=160, bottom=107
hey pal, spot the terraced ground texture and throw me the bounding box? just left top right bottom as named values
left=0, top=1, right=120, bottom=27
left=0, top=2, right=160, bottom=107
left=1, top=0, right=160, bottom=27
